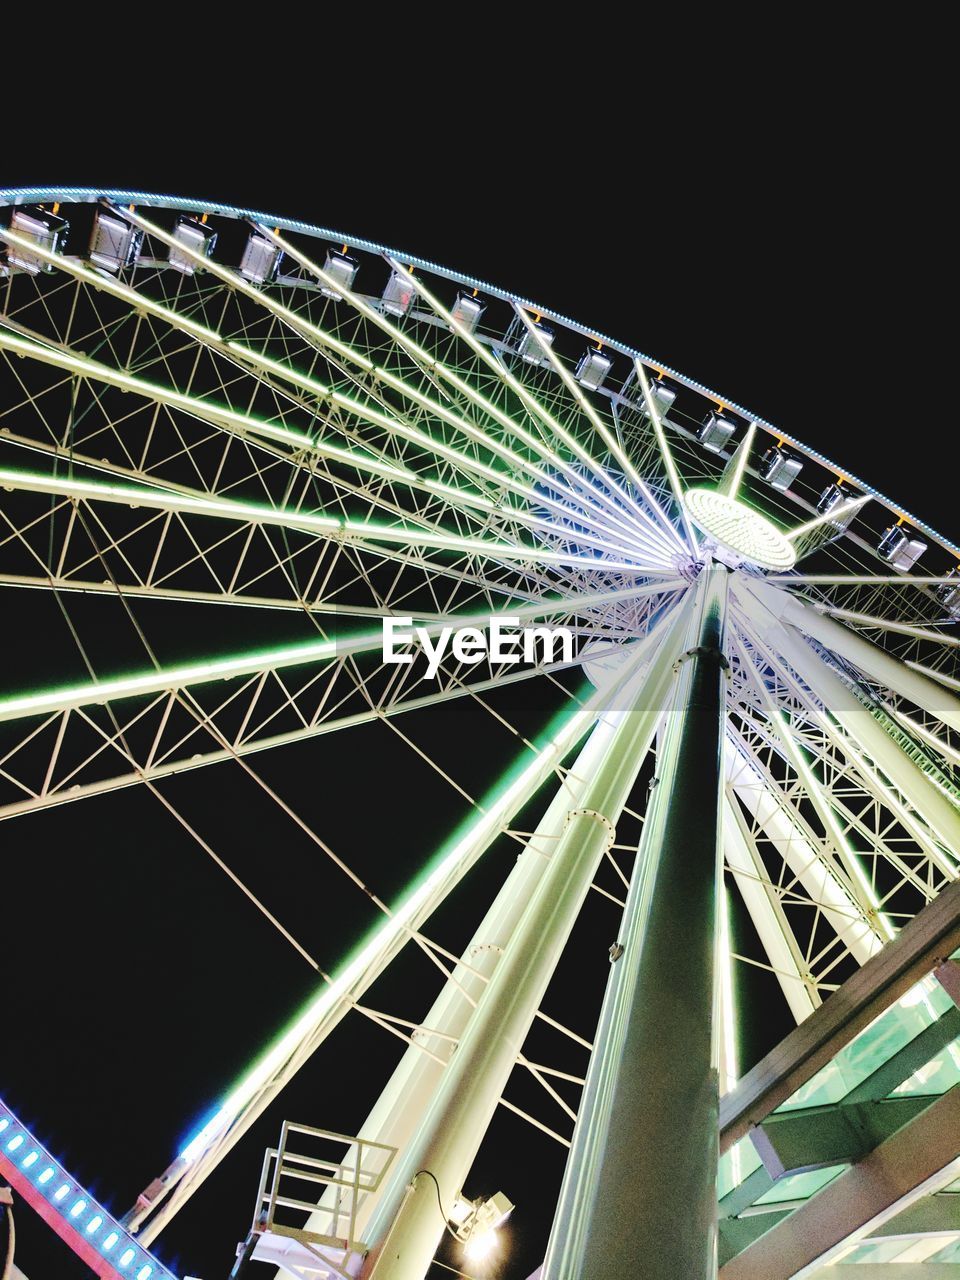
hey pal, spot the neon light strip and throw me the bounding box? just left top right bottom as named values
left=786, top=496, right=870, bottom=541
left=634, top=359, right=700, bottom=556
left=0, top=323, right=658, bottom=566
left=250, top=223, right=670, bottom=558
left=0, top=1096, right=175, bottom=1279
left=0, top=466, right=651, bottom=571
left=0, top=580, right=677, bottom=723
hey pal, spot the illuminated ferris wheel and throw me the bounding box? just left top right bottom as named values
left=1, top=188, right=959, bottom=1280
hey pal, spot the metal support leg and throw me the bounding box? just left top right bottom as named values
left=355, top=594, right=698, bottom=1280
left=278, top=621, right=677, bottom=1273
left=541, top=563, right=730, bottom=1280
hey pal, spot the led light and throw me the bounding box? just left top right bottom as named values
left=0, top=1119, right=8, bottom=1132
left=683, top=487, right=796, bottom=570
left=22, top=1150, right=39, bottom=1168
left=70, top=1198, right=87, bottom=1217
left=119, top=1247, right=136, bottom=1267
left=38, top=1167, right=55, bottom=1184
left=103, top=1231, right=120, bottom=1251
left=6, top=1134, right=24, bottom=1152
left=55, top=1184, right=70, bottom=1201
left=87, top=1215, right=103, bottom=1234
left=137, top=1267, right=154, bottom=1280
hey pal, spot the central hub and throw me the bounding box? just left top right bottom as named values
left=683, top=487, right=796, bottom=570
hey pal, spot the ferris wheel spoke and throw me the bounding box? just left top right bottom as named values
left=728, top=626, right=896, bottom=939
left=0, top=320, right=676, bottom=577
left=733, top=613, right=957, bottom=865
left=792, top=602, right=960, bottom=648
left=507, top=303, right=687, bottom=554
left=123, top=655, right=648, bottom=1238
left=725, top=728, right=882, bottom=963
left=107, top=209, right=671, bottom=564
left=254, top=223, right=674, bottom=553
left=633, top=358, right=700, bottom=556
left=748, top=615, right=960, bottom=881
left=733, top=696, right=950, bottom=908
left=769, top=574, right=960, bottom=586
left=0, top=638, right=598, bottom=823
left=722, top=795, right=820, bottom=1022
left=0, top=466, right=666, bottom=592
left=739, top=575, right=960, bottom=735
left=733, top=631, right=952, bottom=918
left=0, top=472, right=576, bottom=618
left=0, top=582, right=656, bottom=726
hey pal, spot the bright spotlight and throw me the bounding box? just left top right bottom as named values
left=463, top=1228, right=499, bottom=1262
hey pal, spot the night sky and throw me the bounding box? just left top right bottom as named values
left=1, top=58, right=951, bottom=1280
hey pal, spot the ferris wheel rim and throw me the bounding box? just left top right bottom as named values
left=1, top=183, right=953, bottom=562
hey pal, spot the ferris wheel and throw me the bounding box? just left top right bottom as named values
left=1, top=188, right=959, bottom=1280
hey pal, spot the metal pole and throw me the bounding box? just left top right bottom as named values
left=541, top=563, right=730, bottom=1280
left=356, top=594, right=698, bottom=1280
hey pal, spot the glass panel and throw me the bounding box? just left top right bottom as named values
left=718, top=1136, right=763, bottom=1200
left=929, top=1235, right=960, bottom=1262
left=776, top=976, right=953, bottom=1111
left=841, top=1237, right=922, bottom=1264
left=752, top=1162, right=847, bottom=1206
left=892, top=1036, right=960, bottom=1097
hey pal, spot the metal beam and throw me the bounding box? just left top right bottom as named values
left=0, top=584, right=650, bottom=724
left=719, top=1083, right=960, bottom=1279
left=740, top=578, right=960, bottom=737
left=751, top=1095, right=935, bottom=1179
left=0, top=466, right=656, bottom=572
left=720, top=878, right=960, bottom=1153
left=126, top=668, right=622, bottom=1240
left=722, top=795, right=820, bottom=1023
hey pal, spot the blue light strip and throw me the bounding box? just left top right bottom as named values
left=0, top=186, right=954, bottom=558
left=0, top=1096, right=179, bottom=1280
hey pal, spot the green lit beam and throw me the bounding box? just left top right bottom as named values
left=511, top=303, right=688, bottom=554
left=634, top=358, right=701, bottom=555
left=744, top=616, right=960, bottom=883
left=731, top=627, right=894, bottom=941
left=107, top=207, right=670, bottom=564
left=717, top=423, right=757, bottom=502
left=808, top=604, right=960, bottom=648
left=0, top=466, right=666, bottom=573
left=786, top=496, right=870, bottom=542
left=251, top=222, right=674, bottom=558
left=0, top=647, right=601, bottom=821
left=0, top=579, right=681, bottom=723
left=0, top=318, right=658, bottom=569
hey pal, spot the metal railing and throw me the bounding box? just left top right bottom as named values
left=252, top=1121, right=396, bottom=1258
